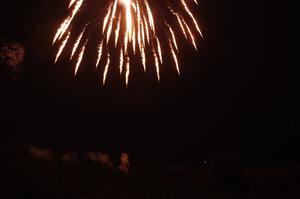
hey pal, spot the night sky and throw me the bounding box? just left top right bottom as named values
left=1, top=0, right=291, bottom=166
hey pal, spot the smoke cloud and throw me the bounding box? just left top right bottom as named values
left=0, top=37, right=25, bottom=80
left=86, top=151, right=113, bottom=167
left=61, top=152, right=79, bottom=163
left=28, top=146, right=54, bottom=161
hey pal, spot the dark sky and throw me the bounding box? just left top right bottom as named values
left=1, top=0, right=291, bottom=166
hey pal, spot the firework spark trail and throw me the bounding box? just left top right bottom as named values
left=70, top=27, right=86, bottom=60
left=153, top=50, right=160, bottom=81
left=115, top=15, right=121, bottom=47
left=106, top=20, right=113, bottom=44
left=69, top=0, right=77, bottom=8
left=53, top=0, right=203, bottom=86
left=143, top=15, right=150, bottom=44
left=103, top=3, right=113, bottom=33
left=156, top=37, right=163, bottom=64
left=75, top=40, right=87, bottom=75
left=136, top=2, right=142, bottom=50
left=125, top=56, right=130, bottom=87
left=169, top=40, right=180, bottom=75
left=171, top=10, right=188, bottom=39
left=55, top=31, right=70, bottom=63
left=119, top=48, right=124, bottom=74
left=106, top=0, right=118, bottom=44
left=96, top=41, right=103, bottom=68
left=53, top=0, right=83, bottom=44
left=182, top=18, right=197, bottom=50
left=141, top=46, right=146, bottom=71
left=103, top=53, right=110, bottom=85
left=181, top=0, right=203, bottom=37
left=132, top=29, right=136, bottom=54
left=168, top=26, right=178, bottom=52
left=141, top=21, right=145, bottom=46
left=125, top=0, right=132, bottom=42
left=145, top=1, right=155, bottom=33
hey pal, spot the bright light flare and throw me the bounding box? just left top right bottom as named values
left=53, top=0, right=203, bottom=86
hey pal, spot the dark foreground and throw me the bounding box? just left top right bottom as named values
left=0, top=146, right=298, bottom=199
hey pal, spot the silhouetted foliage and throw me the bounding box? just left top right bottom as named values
left=0, top=146, right=297, bottom=199
left=0, top=36, right=25, bottom=81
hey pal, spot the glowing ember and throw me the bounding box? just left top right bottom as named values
left=53, top=0, right=203, bottom=86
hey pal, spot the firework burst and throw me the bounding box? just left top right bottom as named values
left=53, top=0, right=202, bottom=86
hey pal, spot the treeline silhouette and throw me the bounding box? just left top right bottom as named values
left=0, top=145, right=297, bottom=199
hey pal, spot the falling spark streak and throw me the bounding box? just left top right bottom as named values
left=107, top=0, right=118, bottom=44
left=136, top=2, right=141, bottom=50
left=153, top=50, right=160, bottom=81
left=115, top=15, right=121, bottom=47
left=174, top=12, right=188, bottom=39
left=169, top=41, right=180, bottom=75
left=156, top=37, right=163, bottom=64
left=53, top=0, right=83, bottom=44
left=145, top=1, right=155, bottom=33
left=169, top=26, right=178, bottom=52
left=125, top=0, right=132, bottom=42
left=125, top=57, right=130, bottom=87
left=96, top=41, right=103, bottom=68
left=143, top=16, right=150, bottom=44
left=103, top=3, right=113, bottom=33
left=182, top=18, right=198, bottom=50
left=103, top=53, right=110, bottom=85
left=70, top=27, right=86, bottom=60
left=132, top=30, right=136, bottom=54
left=112, top=0, right=118, bottom=17
left=124, top=27, right=129, bottom=54
left=141, top=21, right=145, bottom=47
left=106, top=19, right=113, bottom=44
left=181, top=0, right=203, bottom=37
left=119, top=49, right=124, bottom=74
left=141, top=46, right=146, bottom=72
left=69, top=0, right=77, bottom=8
left=55, top=31, right=70, bottom=63
left=53, top=0, right=203, bottom=86
left=75, top=40, right=87, bottom=75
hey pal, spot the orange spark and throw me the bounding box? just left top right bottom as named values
left=75, top=40, right=87, bottom=75
left=55, top=31, right=70, bottom=63
left=103, top=53, right=111, bottom=85
left=70, top=27, right=86, bottom=60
